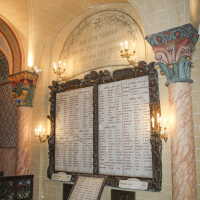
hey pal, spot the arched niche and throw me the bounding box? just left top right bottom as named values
left=51, top=3, right=147, bottom=81
left=0, top=17, right=23, bottom=74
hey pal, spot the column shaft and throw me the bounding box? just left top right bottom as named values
left=169, top=82, right=196, bottom=200
left=15, top=106, right=32, bottom=175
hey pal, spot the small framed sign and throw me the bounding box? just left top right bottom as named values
left=67, top=174, right=107, bottom=200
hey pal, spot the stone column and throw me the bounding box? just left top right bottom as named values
left=8, top=71, right=38, bottom=175
left=145, top=24, right=199, bottom=200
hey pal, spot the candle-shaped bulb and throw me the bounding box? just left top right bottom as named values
left=38, top=126, right=41, bottom=136
left=157, top=113, right=159, bottom=123
left=125, top=41, right=128, bottom=49
left=164, top=118, right=166, bottom=128
left=43, top=128, right=45, bottom=136
left=53, top=63, right=56, bottom=70
left=121, top=42, right=123, bottom=51
left=59, top=61, right=61, bottom=69
left=160, top=117, right=162, bottom=127
left=55, top=65, right=57, bottom=71
left=64, top=63, right=65, bottom=70
left=152, top=117, right=154, bottom=128
left=35, top=129, right=37, bottom=136
left=133, top=43, right=135, bottom=51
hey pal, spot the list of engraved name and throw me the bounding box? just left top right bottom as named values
left=55, top=87, right=93, bottom=173
left=98, top=76, right=152, bottom=177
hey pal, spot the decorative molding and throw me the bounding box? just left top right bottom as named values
left=8, top=71, right=38, bottom=107
left=145, top=24, right=199, bottom=46
left=145, top=24, right=199, bottom=86
left=47, top=61, right=162, bottom=192
left=0, top=18, right=22, bottom=73
left=8, top=70, right=38, bottom=82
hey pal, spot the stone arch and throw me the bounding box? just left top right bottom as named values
left=0, top=17, right=23, bottom=74
left=0, top=33, right=12, bottom=75
left=127, top=0, right=150, bottom=35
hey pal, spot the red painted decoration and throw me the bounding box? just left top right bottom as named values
left=175, top=32, right=180, bottom=37
left=157, top=37, right=162, bottom=42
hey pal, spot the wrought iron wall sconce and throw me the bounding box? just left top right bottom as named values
left=35, top=125, right=49, bottom=143
left=53, top=61, right=68, bottom=81
left=120, top=41, right=136, bottom=67
left=151, top=114, right=168, bottom=142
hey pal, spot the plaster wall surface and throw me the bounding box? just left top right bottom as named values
left=41, top=2, right=200, bottom=200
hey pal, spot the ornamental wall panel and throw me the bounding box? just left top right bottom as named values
left=0, top=83, right=17, bottom=147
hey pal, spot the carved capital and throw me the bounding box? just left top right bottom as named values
left=145, top=23, right=199, bottom=86
left=8, top=70, right=38, bottom=107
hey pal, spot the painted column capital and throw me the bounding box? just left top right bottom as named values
left=8, top=70, right=38, bottom=107
left=145, top=23, right=199, bottom=86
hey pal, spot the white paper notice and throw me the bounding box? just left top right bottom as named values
left=69, top=176, right=104, bottom=200
left=119, top=178, right=148, bottom=190
left=51, top=172, right=71, bottom=182
left=55, top=87, right=93, bottom=173
left=98, top=76, right=152, bottom=177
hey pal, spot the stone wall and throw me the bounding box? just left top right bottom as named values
left=26, top=1, right=200, bottom=200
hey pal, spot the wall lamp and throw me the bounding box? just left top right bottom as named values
left=120, top=41, right=136, bottom=67
left=151, top=113, right=168, bottom=142
left=35, top=125, right=49, bottom=143
left=53, top=61, right=68, bottom=81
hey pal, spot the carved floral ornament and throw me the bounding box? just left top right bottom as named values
left=62, top=12, right=138, bottom=55
left=8, top=70, right=38, bottom=82
left=8, top=70, right=38, bottom=107
left=145, top=23, right=199, bottom=86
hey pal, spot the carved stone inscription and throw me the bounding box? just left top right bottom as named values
left=69, top=176, right=104, bottom=200
left=98, top=76, right=152, bottom=177
left=60, top=10, right=145, bottom=76
left=55, top=87, right=93, bottom=173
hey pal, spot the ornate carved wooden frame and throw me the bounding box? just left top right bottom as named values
left=47, top=61, right=162, bottom=192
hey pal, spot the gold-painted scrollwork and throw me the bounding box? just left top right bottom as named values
left=8, top=71, right=38, bottom=82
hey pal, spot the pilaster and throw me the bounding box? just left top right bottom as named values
left=146, top=24, right=199, bottom=200
left=8, top=70, right=38, bottom=175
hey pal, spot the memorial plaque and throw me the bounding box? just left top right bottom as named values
left=60, top=10, right=145, bottom=77
left=55, top=86, right=93, bottom=173
left=48, top=64, right=163, bottom=191
left=98, top=75, right=152, bottom=177
left=68, top=175, right=106, bottom=200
